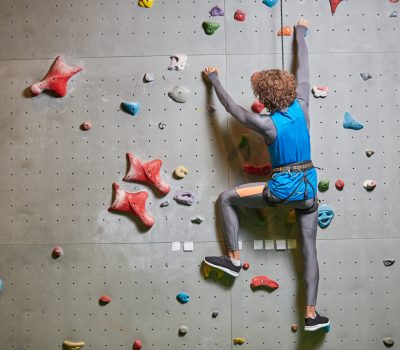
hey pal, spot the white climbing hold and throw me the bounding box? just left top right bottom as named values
left=363, top=179, right=376, bottom=190
left=179, top=325, right=189, bottom=335
left=312, top=86, right=329, bottom=98
left=168, top=86, right=191, bottom=103
left=144, top=73, right=155, bottom=82
left=168, top=54, right=187, bottom=71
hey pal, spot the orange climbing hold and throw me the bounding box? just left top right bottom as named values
left=250, top=275, right=279, bottom=289
left=329, top=0, right=342, bottom=15
left=277, top=26, right=292, bottom=36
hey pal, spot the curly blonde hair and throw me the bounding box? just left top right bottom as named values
left=251, top=69, right=297, bottom=114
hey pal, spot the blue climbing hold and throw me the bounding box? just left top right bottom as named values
left=121, top=102, right=140, bottom=116
left=343, top=112, right=363, bottom=130
left=0, top=279, right=3, bottom=292
left=318, top=204, right=334, bottom=229
left=263, top=0, right=278, bottom=7
left=176, top=292, right=190, bottom=304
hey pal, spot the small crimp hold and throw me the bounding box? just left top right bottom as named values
left=390, top=10, right=398, bottom=17
left=278, top=26, right=292, bottom=36
left=99, top=295, right=111, bottom=305
left=212, top=311, right=219, bottom=318
left=383, top=337, right=394, bottom=347
left=174, top=192, right=195, bottom=206
left=233, top=338, right=246, bottom=345
left=363, top=179, right=376, bottom=191
left=174, top=165, right=189, bottom=179
left=160, top=201, right=169, bottom=208
left=168, top=86, right=191, bottom=103
left=250, top=275, right=279, bottom=289
left=365, top=149, right=375, bottom=157
left=121, top=102, right=140, bottom=116
left=360, top=73, right=372, bottom=81
left=52, top=246, right=63, bottom=259
left=63, top=340, right=85, bottom=350
left=251, top=100, right=265, bottom=113
left=138, top=0, right=154, bottom=8
left=242, top=262, right=250, bottom=270
left=210, top=5, right=224, bottom=16
left=202, top=21, right=220, bottom=35
left=383, top=259, right=395, bottom=267
left=291, top=324, right=298, bottom=332
left=191, top=216, right=204, bottom=224
left=234, top=10, right=246, bottom=21
left=179, top=325, right=189, bottom=335
left=343, top=112, right=364, bottom=130
left=144, top=73, right=155, bottom=82
left=262, top=0, right=278, bottom=7
left=168, top=54, right=187, bottom=71
left=312, top=86, right=329, bottom=98
left=329, top=0, right=343, bottom=15
left=318, top=203, right=334, bottom=228
left=80, top=121, right=92, bottom=131
left=335, top=179, right=345, bottom=190
left=158, top=122, right=166, bottom=130
left=133, top=339, right=142, bottom=350
left=318, top=179, right=330, bottom=192
left=176, top=292, right=190, bottom=304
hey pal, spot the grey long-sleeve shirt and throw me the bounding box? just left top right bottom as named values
left=208, top=25, right=310, bottom=146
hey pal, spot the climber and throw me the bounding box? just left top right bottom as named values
left=203, top=19, right=330, bottom=331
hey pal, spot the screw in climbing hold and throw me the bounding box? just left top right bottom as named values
left=234, top=10, right=246, bottom=22
left=242, top=262, right=250, bottom=270
left=251, top=100, right=265, bottom=113
left=360, top=73, right=372, bottom=81
left=212, top=311, right=219, bottom=318
left=383, top=337, right=394, bottom=347
left=209, top=5, right=224, bottom=16
left=343, top=112, right=364, bottom=130
left=160, top=201, right=169, bottom=208
left=99, top=295, right=112, bottom=305
left=335, top=179, right=345, bottom=190
left=202, top=21, right=220, bottom=35
left=277, top=26, right=292, bottom=36
left=363, top=179, right=376, bottom=191
left=262, top=0, right=278, bottom=7
left=383, top=259, right=395, bottom=267
left=168, top=86, right=191, bottom=103
left=318, top=179, right=330, bottom=192
left=312, top=86, right=329, bottom=98
left=133, top=339, right=142, bottom=350
left=390, top=10, right=398, bottom=17
left=176, top=292, right=190, bottom=304
left=179, top=325, right=189, bottom=335
left=174, top=165, right=189, bottom=179
left=52, top=246, right=63, bottom=259
left=80, top=121, right=92, bottom=131
left=318, top=204, right=334, bottom=228
left=0, top=279, right=3, bottom=292
left=121, top=102, right=140, bottom=116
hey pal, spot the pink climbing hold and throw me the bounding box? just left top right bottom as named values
left=243, top=163, right=272, bottom=176
left=124, top=153, right=170, bottom=195
left=30, top=56, right=82, bottom=97
left=250, top=275, right=279, bottom=289
left=329, top=0, right=342, bottom=15
left=251, top=100, right=265, bottom=113
left=99, top=295, right=112, bottom=305
left=390, top=0, right=399, bottom=3
left=109, top=183, right=155, bottom=228
left=52, top=246, right=63, bottom=259
left=234, top=10, right=246, bottom=21
left=335, top=179, right=345, bottom=190
left=133, top=339, right=142, bottom=350
left=80, top=121, right=92, bottom=131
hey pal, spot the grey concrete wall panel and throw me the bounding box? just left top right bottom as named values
left=0, top=0, right=226, bottom=59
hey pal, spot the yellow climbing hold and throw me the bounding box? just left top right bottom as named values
left=203, top=264, right=224, bottom=279
left=233, top=337, right=246, bottom=345
left=138, top=0, right=154, bottom=8
left=174, top=165, right=189, bottom=179
left=287, top=208, right=296, bottom=224
left=63, top=340, right=85, bottom=350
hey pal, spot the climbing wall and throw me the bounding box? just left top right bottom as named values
left=0, top=0, right=399, bottom=349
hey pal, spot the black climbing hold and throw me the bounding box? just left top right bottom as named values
left=360, top=73, right=372, bottom=81
left=160, top=201, right=169, bottom=207
left=383, top=337, right=394, bottom=347
left=212, top=311, right=219, bottom=318
left=383, top=259, right=395, bottom=267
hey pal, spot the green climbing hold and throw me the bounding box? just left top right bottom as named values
left=202, top=21, right=220, bottom=35
left=318, top=179, right=330, bottom=192
left=238, top=134, right=249, bottom=150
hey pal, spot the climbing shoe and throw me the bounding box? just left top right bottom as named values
left=204, top=256, right=241, bottom=277
left=304, top=311, right=330, bottom=331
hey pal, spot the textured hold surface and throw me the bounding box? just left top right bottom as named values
left=212, top=311, right=219, bottom=318
left=191, top=216, right=204, bottom=224
left=242, top=262, right=250, bottom=270
left=176, top=292, right=190, bottom=304
left=99, top=295, right=111, bottom=305
left=335, top=179, right=345, bottom=190
left=330, top=0, right=343, bottom=15
left=30, top=56, right=82, bottom=97
left=390, top=10, right=398, bottom=17
left=360, top=73, right=372, bottom=81
left=174, top=165, right=189, bottom=179
left=138, top=0, right=154, bottom=8
left=209, top=5, right=224, bottom=16
left=168, top=54, right=187, bottom=71
left=133, top=339, right=142, bottom=350
left=250, top=275, right=279, bottom=289
left=287, top=208, right=296, bottom=224
left=278, top=26, right=292, bottom=36
left=179, top=325, right=189, bottom=335
left=173, top=192, right=195, bottom=206
left=312, top=86, right=329, bottom=98
left=121, top=102, right=140, bottom=116
left=233, top=337, right=245, bottom=345
left=124, top=153, right=170, bottom=195
left=234, top=10, right=246, bottom=22
left=80, top=121, right=92, bottom=131
left=63, top=340, right=85, bottom=350
left=202, top=21, right=220, bottom=35
left=238, top=134, right=249, bottom=150
left=109, top=183, right=155, bottom=228
left=243, top=163, right=272, bottom=176
left=343, top=112, right=364, bottom=130
left=160, top=201, right=169, bottom=208
left=168, top=86, right=191, bottom=103
left=251, top=100, right=265, bottom=113
left=262, top=0, right=278, bottom=7
left=383, top=259, right=395, bottom=266
left=318, top=203, right=334, bottom=228
left=365, top=149, right=375, bottom=157
left=383, top=337, right=394, bottom=347
left=363, top=179, right=376, bottom=190
left=52, top=246, right=63, bottom=259
left=318, top=179, right=330, bottom=192
left=144, top=72, right=155, bottom=82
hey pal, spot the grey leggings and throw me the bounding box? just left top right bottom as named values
left=219, top=182, right=319, bottom=306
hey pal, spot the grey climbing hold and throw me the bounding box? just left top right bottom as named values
left=343, top=112, right=364, bottom=130
left=179, top=325, right=189, bottom=335
left=160, top=201, right=169, bottom=208
left=383, top=259, right=395, bottom=267
left=383, top=337, right=394, bottom=347
left=360, top=73, right=372, bottom=81
left=191, top=216, right=204, bottom=224
left=209, top=5, right=224, bottom=16
left=144, top=73, right=155, bottom=82
left=174, top=192, right=195, bottom=206
left=363, top=179, right=376, bottom=191
left=168, top=54, right=187, bottom=71
left=390, top=10, right=398, bottom=18
left=212, top=311, right=219, bottom=318
left=365, top=149, right=375, bottom=157
left=168, top=86, right=191, bottom=103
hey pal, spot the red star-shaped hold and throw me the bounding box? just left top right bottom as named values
left=109, top=183, right=155, bottom=228
left=123, top=153, right=170, bottom=195
left=30, top=56, right=82, bottom=97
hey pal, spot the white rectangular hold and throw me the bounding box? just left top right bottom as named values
left=238, top=240, right=243, bottom=250
left=253, top=240, right=264, bottom=250
left=183, top=241, right=194, bottom=252
left=275, top=240, right=287, bottom=251
left=287, top=239, right=297, bottom=249
left=172, top=242, right=181, bottom=251
left=264, top=240, right=275, bottom=250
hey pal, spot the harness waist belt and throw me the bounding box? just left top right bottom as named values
left=272, top=160, right=314, bottom=174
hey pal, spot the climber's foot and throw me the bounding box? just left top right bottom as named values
left=304, top=311, right=330, bottom=331
left=204, top=256, right=241, bottom=277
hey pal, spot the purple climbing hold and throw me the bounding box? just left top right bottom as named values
left=318, top=204, right=334, bottom=228
left=121, top=101, right=140, bottom=116
left=343, top=112, right=363, bottom=130
left=390, top=10, right=398, bottom=18
left=262, top=0, right=278, bottom=7
left=209, top=5, right=224, bottom=16
left=174, top=192, right=195, bottom=206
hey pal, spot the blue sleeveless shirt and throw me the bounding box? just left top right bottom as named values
left=267, top=99, right=317, bottom=201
